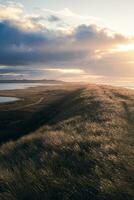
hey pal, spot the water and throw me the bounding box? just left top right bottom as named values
left=0, top=83, right=44, bottom=91
left=0, top=82, right=60, bottom=103
left=0, top=97, right=19, bottom=103
left=116, top=85, right=134, bottom=90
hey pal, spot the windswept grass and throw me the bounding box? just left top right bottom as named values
left=0, top=84, right=133, bottom=200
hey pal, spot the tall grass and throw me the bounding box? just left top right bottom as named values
left=0, top=84, right=134, bottom=200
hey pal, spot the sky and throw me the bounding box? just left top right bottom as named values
left=0, top=0, right=134, bottom=85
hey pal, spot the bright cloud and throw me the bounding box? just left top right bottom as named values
left=43, top=68, right=85, bottom=74
left=0, top=2, right=23, bottom=20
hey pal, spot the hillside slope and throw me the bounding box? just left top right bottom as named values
left=0, top=84, right=134, bottom=200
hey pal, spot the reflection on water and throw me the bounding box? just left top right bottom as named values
left=0, top=83, right=44, bottom=91
left=0, top=83, right=61, bottom=91
left=0, top=97, right=19, bottom=103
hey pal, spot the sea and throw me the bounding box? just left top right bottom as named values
left=0, top=83, right=46, bottom=91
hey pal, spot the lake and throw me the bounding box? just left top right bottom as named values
left=0, top=83, right=45, bottom=91
left=0, top=97, right=19, bottom=103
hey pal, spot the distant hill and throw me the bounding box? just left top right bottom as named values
left=0, top=79, right=64, bottom=84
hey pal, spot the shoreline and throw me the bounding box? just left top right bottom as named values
left=0, top=82, right=134, bottom=104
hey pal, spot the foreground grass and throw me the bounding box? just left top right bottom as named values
left=0, top=84, right=134, bottom=200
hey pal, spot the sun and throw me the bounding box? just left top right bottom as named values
left=116, top=43, right=134, bottom=52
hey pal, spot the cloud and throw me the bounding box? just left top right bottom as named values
left=0, top=20, right=133, bottom=75
left=43, top=68, right=85, bottom=74
left=0, top=2, right=45, bottom=31
left=0, top=2, right=134, bottom=81
left=0, top=20, right=86, bottom=66
left=43, top=7, right=100, bottom=22
left=0, top=20, right=46, bottom=47
left=0, top=2, right=23, bottom=20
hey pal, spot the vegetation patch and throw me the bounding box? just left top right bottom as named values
left=0, top=84, right=134, bottom=200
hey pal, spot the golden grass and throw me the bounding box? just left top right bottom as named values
left=0, top=84, right=134, bottom=200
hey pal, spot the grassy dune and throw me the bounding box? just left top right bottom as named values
left=0, top=84, right=134, bottom=200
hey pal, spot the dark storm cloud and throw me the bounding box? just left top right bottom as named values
left=0, top=20, right=87, bottom=66
left=73, top=24, right=127, bottom=46
left=0, top=48, right=85, bottom=66
left=0, top=20, right=46, bottom=47
left=0, top=19, right=133, bottom=78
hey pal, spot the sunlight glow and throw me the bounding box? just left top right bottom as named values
left=114, top=43, right=134, bottom=52
left=43, top=68, right=85, bottom=74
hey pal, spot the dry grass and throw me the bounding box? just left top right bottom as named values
left=0, top=84, right=134, bottom=200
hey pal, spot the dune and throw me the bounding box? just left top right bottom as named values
left=0, top=84, right=134, bottom=200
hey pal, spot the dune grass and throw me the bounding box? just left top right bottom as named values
left=0, top=84, right=133, bottom=200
